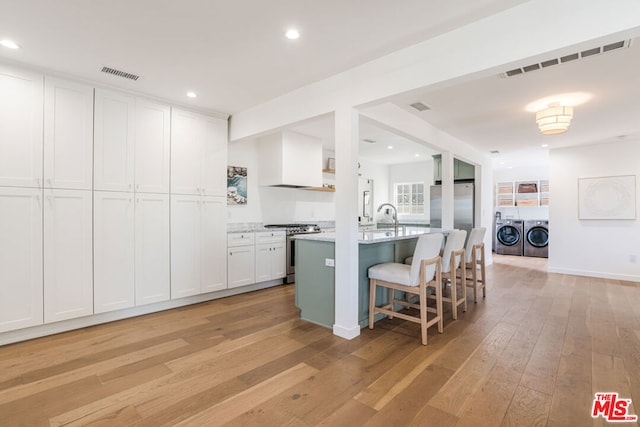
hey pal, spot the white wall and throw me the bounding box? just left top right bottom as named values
left=388, top=160, right=434, bottom=223
left=227, top=138, right=336, bottom=224
left=548, top=139, right=640, bottom=282
left=359, top=158, right=390, bottom=212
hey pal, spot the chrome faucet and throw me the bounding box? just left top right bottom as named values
left=376, top=203, right=398, bottom=231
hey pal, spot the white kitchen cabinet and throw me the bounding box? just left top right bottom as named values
left=171, top=194, right=227, bottom=298
left=44, top=77, right=94, bottom=190
left=94, top=89, right=135, bottom=192
left=201, top=197, right=227, bottom=293
left=94, top=191, right=135, bottom=313
left=228, top=244, right=255, bottom=289
left=0, top=187, right=43, bottom=332
left=255, top=231, right=286, bottom=282
left=0, top=65, right=43, bottom=188
left=135, top=193, right=170, bottom=306
left=171, top=108, right=227, bottom=196
left=44, top=189, right=93, bottom=323
left=135, top=99, right=170, bottom=193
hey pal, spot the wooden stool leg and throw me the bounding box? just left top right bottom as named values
left=450, top=258, right=458, bottom=320
left=419, top=282, right=427, bottom=345
left=436, top=268, right=443, bottom=333
left=369, top=279, right=376, bottom=329
left=481, top=246, right=487, bottom=299
left=388, top=288, right=394, bottom=319
left=461, top=260, right=467, bottom=313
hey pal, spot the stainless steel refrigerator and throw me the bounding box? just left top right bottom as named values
left=430, top=183, right=474, bottom=236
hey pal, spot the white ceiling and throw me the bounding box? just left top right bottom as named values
left=2, top=1, right=637, bottom=168
left=0, top=0, right=525, bottom=114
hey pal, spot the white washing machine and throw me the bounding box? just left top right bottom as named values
left=495, top=219, right=524, bottom=256
left=524, top=220, right=549, bottom=258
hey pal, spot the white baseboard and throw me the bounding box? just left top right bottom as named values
left=333, top=323, right=361, bottom=340
left=547, top=267, right=640, bottom=283
left=0, top=279, right=285, bottom=346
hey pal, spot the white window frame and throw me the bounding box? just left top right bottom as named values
left=394, top=182, right=425, bottom=216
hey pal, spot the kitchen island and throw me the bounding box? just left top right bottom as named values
left=294, top=227, right=447, bottom=329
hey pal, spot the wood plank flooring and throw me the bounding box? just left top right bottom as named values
left=1, top=255, right=639, bottom=426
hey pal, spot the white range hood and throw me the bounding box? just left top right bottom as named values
left=258, top=130, right=322, bottom=188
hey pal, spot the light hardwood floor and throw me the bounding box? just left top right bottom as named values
left=1, top=255, right=639, bottom=426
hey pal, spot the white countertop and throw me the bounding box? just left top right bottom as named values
left=293, top=227, right=449, bottom=244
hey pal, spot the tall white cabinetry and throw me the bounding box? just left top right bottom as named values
left=171, top=110, right=228, bottom=299
left=0, top=65, right=44, bottom=333
left=0, top=61, right=229, bottom=339
left=0, top=188, right=43, bottom=333
left=43, top=77, right=95, bottom=323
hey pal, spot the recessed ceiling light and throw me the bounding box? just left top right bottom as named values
left=0, top=39, right=20, bottom=49
left=285, top=29, right=300, bottom=40
left=387, top=145, right=393, bottom=150
left=415, top=154, right=421, bottom=157
left=541, top=144, right=549, bottom=148
left=186, top=91, right=197, bottom=98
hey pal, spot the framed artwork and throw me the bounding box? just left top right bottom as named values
left=578, top=175, right=636, bottom=219
left=227, top=166, right=247, bottom=205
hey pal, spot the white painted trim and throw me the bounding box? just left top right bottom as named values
left=0, top=279, right=284, bottom=346
left=547, top=267, right=640, bottom=283
left=333, top=324, right=361, bottom=340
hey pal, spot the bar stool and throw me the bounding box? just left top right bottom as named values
left=431, top=229, right=467, bottom=320
left=464, top=227, right=487, bottom=303
left=368, top=233, right=444, bottom=345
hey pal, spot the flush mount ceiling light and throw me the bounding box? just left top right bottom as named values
left=387, top=145, right=393, bottom=149
left=536, top=102, right=574, bottom=135
left=0, top=39, right=20, bottom=49
left=285, top=29, right=300, bottom=40
left=186, top=91, right=197, bottom=98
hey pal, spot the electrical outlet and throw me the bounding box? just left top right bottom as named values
left=325, top=258, right=335, bottom=267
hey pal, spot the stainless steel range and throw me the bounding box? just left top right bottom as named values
left=264, top=224, right=321, bottom=283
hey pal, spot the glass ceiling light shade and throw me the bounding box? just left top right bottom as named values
left=536, top=103, right=574, bottom=135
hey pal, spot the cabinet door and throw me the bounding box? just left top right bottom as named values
left=202, top=117, right=228, bottom=196
left=432, top=154, right=442, bottom=182
left=44, top=78, right=94, bottom=190
left=94, top=89, right=135, bottom=192
left=228, top=245, right=255, bottom=289
left=0, top=65, right=43, bottom=188
left=270, top=241, right=286, bottom=279
left=171, top=195, right=202, bottom=298
left=0, top=187, right=43, bottom=332
left=171, top=108, right=204, bottom=195
left=94, top=191, right=135, bottom=313
left=255, top=244, right=271, bottom=283
left=44, top=189, right=93, bottom=322
left=201, top=196, right=227, bottom=293
left=135, top=99, right=170, bottom=193
left=135, top=193, right=170, bottom=306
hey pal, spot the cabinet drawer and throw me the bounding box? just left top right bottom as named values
left=255, top=230, right=286, bottom=245
left=227, top=232, right=255, bottom=247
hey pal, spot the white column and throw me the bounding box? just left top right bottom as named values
left=441, top=151, right=454, bottom=230
left=333, top=107, right=360, bottom=339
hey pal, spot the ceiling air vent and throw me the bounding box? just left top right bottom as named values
left=409, top=101, right=431, bottom=112
left=362, top=138, right=377, bottom=144
left=101, top=66, right=140, bottom=81
left=490, top=150, right=500, bottom=154
left=501, top=39, right=631, bottom=78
